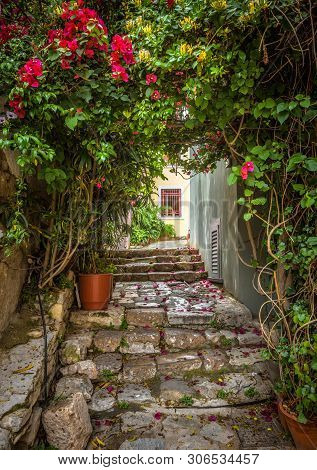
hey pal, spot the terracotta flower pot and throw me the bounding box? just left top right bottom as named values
left=278, top=402, right=317, bottom=449
left=79, top=273, right=113, bottom=311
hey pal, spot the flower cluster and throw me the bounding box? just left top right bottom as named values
left=110, top=34, right=135, bottom=82
left=48, top=0, right=108, bottom=70
left=18, top=58, right=43, bottom=88
left=0, top=20, right=29, bottom=45
left=96, top=177, right=106, bottom=189
left=146, top=73, right=157, bottom=85
left=241, top=161, right=254, bottom=180
left=151, top=90, right=161, bottom=101
left=9, top=95, right=25, bottom=119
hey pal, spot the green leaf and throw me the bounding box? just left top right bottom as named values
left=297, top=412, right=308, bottom=424
left=276, top=102, right=288, bottom=113
left=300, top=98, right=310, bottom=108
left=265, top=98, right=275, bottom=109
left=287, top=153, right=306, bottom=171
left=244, top=189, right=253, bottom=197
left=78, top=87, right=92, bottom=103
left=311, top=357, right=317, bottom=371
left=304, top=159, right=317, bottom=172
left=243, top=213, right=252, bottom=221
left=251, top=197, right=267, bottom=206
left=237, top=197, right=245, bottom=205
left=65, top=115, right=78, bottom=130
left=227, top=173, right=237, bottom=186
left=185, top=120, right=195, bottom=129
left=277, top=111, right=289, bottom=124
left=251, top=146, right=263, bottom=155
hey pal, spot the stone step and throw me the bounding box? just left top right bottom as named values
left=111, top=248, right=199, bottom=259
left=115, top=261, right=205, bottom=274
left=114, top=271, right=208, bottom=283
left=112, top=254, right=202, bottom=265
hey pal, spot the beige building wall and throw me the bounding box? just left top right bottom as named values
left=153, top=166, right=190, bottom=238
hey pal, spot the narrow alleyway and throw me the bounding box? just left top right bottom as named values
left=47, top=247, right=294, bottom=450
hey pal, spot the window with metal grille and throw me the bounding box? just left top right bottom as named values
left=161, top=189, right=182, bottom=217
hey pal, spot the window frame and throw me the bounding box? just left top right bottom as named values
left=159, top=186, right=183, bottom=219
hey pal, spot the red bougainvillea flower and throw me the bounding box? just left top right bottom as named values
left=112, top=64, right=129, bottom=82
left=154, top=412, right=162, bottom=420
left=166, top=0, right=175, bottom=8
left=48, top=1, right=109, bottom=71
left=84, top=48, right=94, bottom=58
left=9, top=95, right=25, bottom=119
left=61, top=58, right=71, bottom=70
left=241, top=161, right=254, bottom=180
left=146, top=73, right=157, bottom=85
left=111, top=34, right=135, bottom=65
left=18, top=58, right=43, bottom=88
left=151, top=89, right=161, bottom=101
left=0, top=17, right=29, bottom=45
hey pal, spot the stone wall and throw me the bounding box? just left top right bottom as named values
left=0, top=150, right=28, bottom=337
left=0, top=279, right=74, bottom=449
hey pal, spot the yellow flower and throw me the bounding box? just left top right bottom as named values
left=134, top=0, right=142, bottom=7
left=198, top=50, right=207, bottom=62
left=249, top=1, right=255, bottom=14
left=143, top=24, right=153, bottom=35
left=54, top=6, right=63, bottom=15
left=126, top=20, right=134, bottom=31
left=179, top=43, right=193, bottom=55
left=210, top=0, right=227, bottom=10
left=136, top=16, right=143, bottom=26
left=138, top=49, right=151, bottom=62
left=180, top=17, right=197, bottom=30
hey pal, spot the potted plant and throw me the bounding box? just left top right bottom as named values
left=78, top=250, right=117, bottom=311
left=262, top=301, right=317, bottom=449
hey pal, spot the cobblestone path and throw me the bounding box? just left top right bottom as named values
left=43, top=247, right=294, bottom=450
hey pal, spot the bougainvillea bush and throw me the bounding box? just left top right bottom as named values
left=0, top=0, right=164, bottom=286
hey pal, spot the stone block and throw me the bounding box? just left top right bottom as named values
left=42, top=392, right=92, bottom=450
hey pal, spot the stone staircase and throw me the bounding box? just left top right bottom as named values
left=112, top=247, right=208, bottom=283
left=41, top=277, right=294, bottom=450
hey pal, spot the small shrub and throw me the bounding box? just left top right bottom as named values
left=244, top=387, right=259, bottom=399
left=179, top=395, right=194, bottom=406
left=100, top=369, right=115, bottom=381
left=117, top=401, right=129, bottom=409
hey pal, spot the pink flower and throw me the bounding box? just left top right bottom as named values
left=154, top=412, right=162, bottom=420
left=111, top=64, right=129, bottom=82
left=151, top=89, right=161, bottom=101
left=18, top=58, right=43, bottom=88
left=85, top=48, right=94, bottom=58
left=245, top=161, right=254, bottom=172
left=61, top=58, right=71, bottom=70
left=241, top=161, right=255, bottom=180
left=68, top=39, right=79, bottom=51
left=208, top=415, right=217, bottom=422
left=241, top=166, right=248, bottom=180
left=146, top=73, right=157, bottom=85
left=96, top=182, right=102, bottom=189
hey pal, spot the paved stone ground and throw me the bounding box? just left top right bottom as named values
left=46, top=270, right=294, bottom=450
